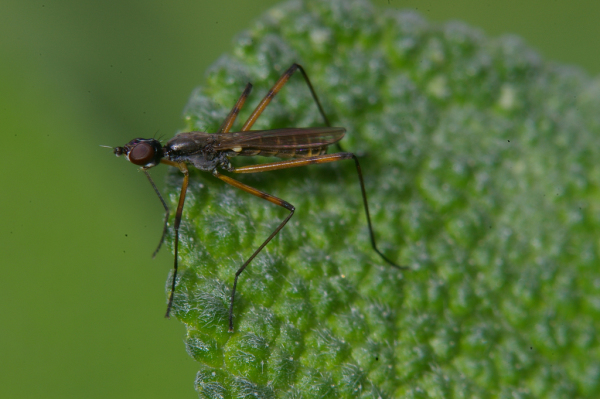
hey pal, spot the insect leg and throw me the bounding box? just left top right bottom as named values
left=142, top=169, right=170, bottom=258
left=241, top=63, right=331, bottom=131
left=161, top=160, right=190, bottom=318
left=218, top=83, right=253, bottom=134
left=212, top=170, right=295, bottom=332
left=230, top=154, right=406, bottom=270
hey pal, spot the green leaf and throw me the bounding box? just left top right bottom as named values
left=164, top=0, right=600, bottom=397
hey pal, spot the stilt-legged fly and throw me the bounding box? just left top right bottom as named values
left=108, top=63, right=405, bottom=332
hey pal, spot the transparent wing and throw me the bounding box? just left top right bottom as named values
left=214, top=127, right=346, bottom=151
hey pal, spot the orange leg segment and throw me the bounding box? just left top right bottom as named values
left=218, top=83, right=253, bottom=134
left=212, top=170, right=294, bottom=332
left=241, top=63, right=331, bottom=131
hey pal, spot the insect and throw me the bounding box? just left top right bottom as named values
left=109, top=63, right=405, bottom=332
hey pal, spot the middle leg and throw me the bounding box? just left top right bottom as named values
left=212, top=170, right=295, bottom=332
left=241, top=63, right=331, bottom=131
left=218, top=83, right=253, bottom=134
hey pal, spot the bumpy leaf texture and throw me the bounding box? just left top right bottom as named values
left=163, top=0, right=600, bottom=397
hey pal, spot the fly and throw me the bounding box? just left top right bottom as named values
left=108, top=63, right=406, bottom=332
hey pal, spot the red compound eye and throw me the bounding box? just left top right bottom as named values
left=129, top=142, right=155, bottom=166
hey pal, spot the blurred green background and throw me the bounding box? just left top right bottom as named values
left=1, top=0, right=598, bottom=398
